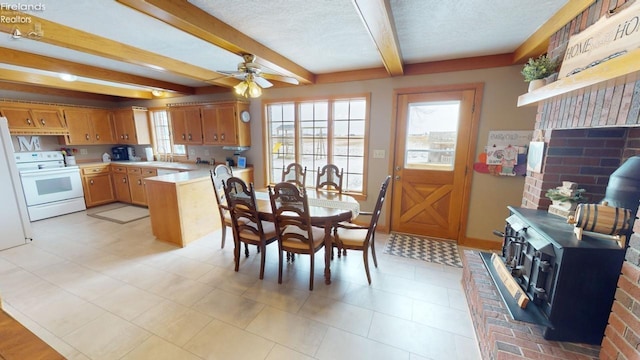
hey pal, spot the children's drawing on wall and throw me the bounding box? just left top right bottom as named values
left=473, top=130, right=532, bottom=176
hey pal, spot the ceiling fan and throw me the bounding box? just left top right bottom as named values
left=217, top=54, right=299, bottom=98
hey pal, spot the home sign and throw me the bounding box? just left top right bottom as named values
left=558, top=1, right=640, bottom=79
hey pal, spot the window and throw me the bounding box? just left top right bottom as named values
left=149, top=109, right=185, bottom=159
left=265, top=95, right=369, bottom=194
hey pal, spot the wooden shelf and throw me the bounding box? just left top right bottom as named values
left=517, top=47, right=640, bottom=107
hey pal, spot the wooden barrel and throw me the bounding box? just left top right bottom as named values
left=574, top=204, right=633, bottom=236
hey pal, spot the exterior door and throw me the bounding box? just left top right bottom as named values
left=391, top=89, right=477, bottom=240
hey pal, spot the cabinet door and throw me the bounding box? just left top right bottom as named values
left=129, top=174, right=147, bottom=206
left=215, top=103, right=238, bottom=145
left=170, top=107, right=201, bottom=145
left=90, top=109, right=115, bottom=144
left=31, top=109, right=66, bottom=131
left=113, top=109, right=135, bottom=144
left=83, top=173, right=115, bottom=207
left=63, top=109, right=92, bottom=145
left=201, top=106, right=219, bottom=145
left=112, top=172, right=132, bottom=203
left=0, top=107, right=38, bottom=131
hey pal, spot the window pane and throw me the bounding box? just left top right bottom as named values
left=405, top=101, right=459, bottom=171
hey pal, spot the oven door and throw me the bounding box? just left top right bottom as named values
left=19, top=167, right=84, bottom=206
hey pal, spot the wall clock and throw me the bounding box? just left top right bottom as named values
left=240, top=110, right=251, bottom=123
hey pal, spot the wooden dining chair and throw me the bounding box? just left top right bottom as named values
left=268, top=182, right=327, bottom=290
left=316, top=164, right=343, bottom=193
left=224, top=177, right=278, bottom=279
left=332, top=175, right=391, bottom=284
left=282, top=163, right=307, bottom=188
left=210, top=164, right=234, bottom=249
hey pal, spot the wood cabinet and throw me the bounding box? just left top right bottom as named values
left=168, top=106, right=202, bottom=145
left=202, top=101, right=250, bottom=146
left=113, top=107, right=151, bottom=145
left=0, top=104, right=67, bottom=135
left=81, top=165, right=116, bottom=207
left=111, top=165, right=132, bottom=203
left=63, top=108, right=115, bottom=145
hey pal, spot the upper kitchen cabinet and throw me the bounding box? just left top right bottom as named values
left=202, top=101, right=250, bottom=146
left=112, top=107, right=151, bottom=145
left=63, top=108, right=115, bottom=145
left=0, top=103, right=67, bottom=135
left=168, top=106, right=203, bottom=145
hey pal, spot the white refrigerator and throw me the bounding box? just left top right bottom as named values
left=0, top=117, right=31, bottom=250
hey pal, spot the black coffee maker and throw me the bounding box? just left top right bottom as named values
left=112, top=146, right=134, bottom=161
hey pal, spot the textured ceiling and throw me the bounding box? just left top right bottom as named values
left=0, top=0, right=571, bottom=98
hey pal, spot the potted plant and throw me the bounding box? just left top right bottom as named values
left=545, top=187, right=587, bottom=210
left=522, top=54, right=559, bottom=91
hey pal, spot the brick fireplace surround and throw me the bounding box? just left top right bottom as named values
left=462, top=1, right=640, bottom=359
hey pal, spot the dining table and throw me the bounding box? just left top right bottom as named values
left=253, top=189, right=360, bottom=285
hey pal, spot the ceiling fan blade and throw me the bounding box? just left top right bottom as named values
left=261, top=73, right=299, bottom=85
left=253, top=76, right=273, bottom=88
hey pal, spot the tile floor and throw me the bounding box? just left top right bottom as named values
left=0, top=205, right=482, bottom=360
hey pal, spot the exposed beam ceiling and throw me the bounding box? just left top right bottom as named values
left=513, top=0, right=596, bottom=63
left=116, top=0, right=315, bottom=85
left=352, top=0, right=403, bottom=76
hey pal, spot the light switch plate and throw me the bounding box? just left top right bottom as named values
left=80, top=149, right=88, bottom=155
left=373, top=149, right=385, bottom=159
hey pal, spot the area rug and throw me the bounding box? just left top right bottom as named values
left=88, top=205, right=149, bottom=224
left=384, top=232, right=463, bottom=268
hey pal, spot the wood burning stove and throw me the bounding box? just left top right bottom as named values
left=484, top=206, right=625, bottom=345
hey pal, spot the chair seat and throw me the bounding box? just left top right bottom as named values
left=225, top=212, right=249, bottom=226
left=282, top=225, right=326, bottom=250
left=238, top=221, right=277, bottom=241
left=334, top=227, right=368, bottom=247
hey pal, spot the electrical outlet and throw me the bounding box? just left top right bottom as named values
left=373, top=149, right=385, bottom=159
left=80, top=149, right=88, bottom=155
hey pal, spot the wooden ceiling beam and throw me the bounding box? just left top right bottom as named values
left=0, top=68, right=154, bottom=99
left=0, top=82, right=121, bottom=102
left=116, top=0, right=315, bottom=85
left=0, top=47, right=196, bottom=95
left=513, top=0, right=596, bottom=63
left=352, top=0, right=404, bottom=76
left=0, top=10, right=238, bottom=88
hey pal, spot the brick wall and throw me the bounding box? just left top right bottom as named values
left=527, top=1, right=640, bottom=358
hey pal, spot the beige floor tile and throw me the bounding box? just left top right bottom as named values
left=63, top=312, right=151, bottom=360
left=411, top=299, right=475, bottom=338
left=242, top=280, right=310, bottom=313
left=372, top=273, right=450, bottom=306
left=141, top=252, right=215, bottom=280
left=192, top=288, right=265, bottom=328
left=93, top=284, right=164, bottom=320
left=147, top=272, right=214, bottom=306
left=102, top=260, right=168, bottom=290
left=132, top=300, right=212, bottom=347
left=368, top=312, right=459, bottom=360
left=184, top=319, right=274, bottom=360
left=197, top=265, right=260, bottom=295
left=315, top=327, right=409, bottom=360
left=121, top=335, right=202, bottom=360
left=341, top=284, right=414, bottom=320
left=246, top=306, right=328, bottom=356
left=0, top=243, right=65, bottom=271
left=298, top=293, right=374, bottom=336
left=455, top=334, right=482, bottom=360
left=414, top=266, right=464, bottom=290
left=34, top=261, right=124, bottom=301
left=447, top=288, right=469, bottom=311
left=265, top=344, right=314, bottom=360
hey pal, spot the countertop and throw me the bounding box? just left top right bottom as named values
left=78, top=160, right=251, bottom=173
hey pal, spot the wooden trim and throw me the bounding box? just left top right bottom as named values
left=0, top=47, right=194, bottom=95
left=404, top=54, right=514, bottom=75
left=316, top=67, right=391, bottom=84
left=513, top=0, right=596, bottom=63
left=352, top=0, right=403, bottom=76
left=117, top=0, right=314, bottom=85
left=0, top=69, right=153, bottom=99
left=459, top=236, right=502, bottom=251
left=0, top=82, right=119, bottom=102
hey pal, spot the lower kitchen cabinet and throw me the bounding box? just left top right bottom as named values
left=81, top=165, right=116, bottom=207
left=111, top=165, right=132, bottom=203
left=129, top=167, right=157, bottom=206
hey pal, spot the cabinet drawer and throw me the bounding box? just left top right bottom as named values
left=111, top=165, right=128, bottom=174
left=82, top=166, right=110, bottom=175
left=141, top=168, right=157, bottom=177
left=127, top=167, right=142, bottom=175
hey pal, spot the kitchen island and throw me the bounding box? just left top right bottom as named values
left=144, top=167, right=253, bottom=247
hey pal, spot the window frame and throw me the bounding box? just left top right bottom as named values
left=148, top=107, right=187, bottom=162
left=263, top=93, right=370, bottom=199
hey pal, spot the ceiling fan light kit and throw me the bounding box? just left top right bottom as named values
left=224, top=53, right=297, bottom=98
left=233, top=74, right=262, bottom=98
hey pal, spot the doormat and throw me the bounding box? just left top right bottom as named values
left=88, top=205, right=149, bottom=224
left=383, top=232, right=462, bottom=268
